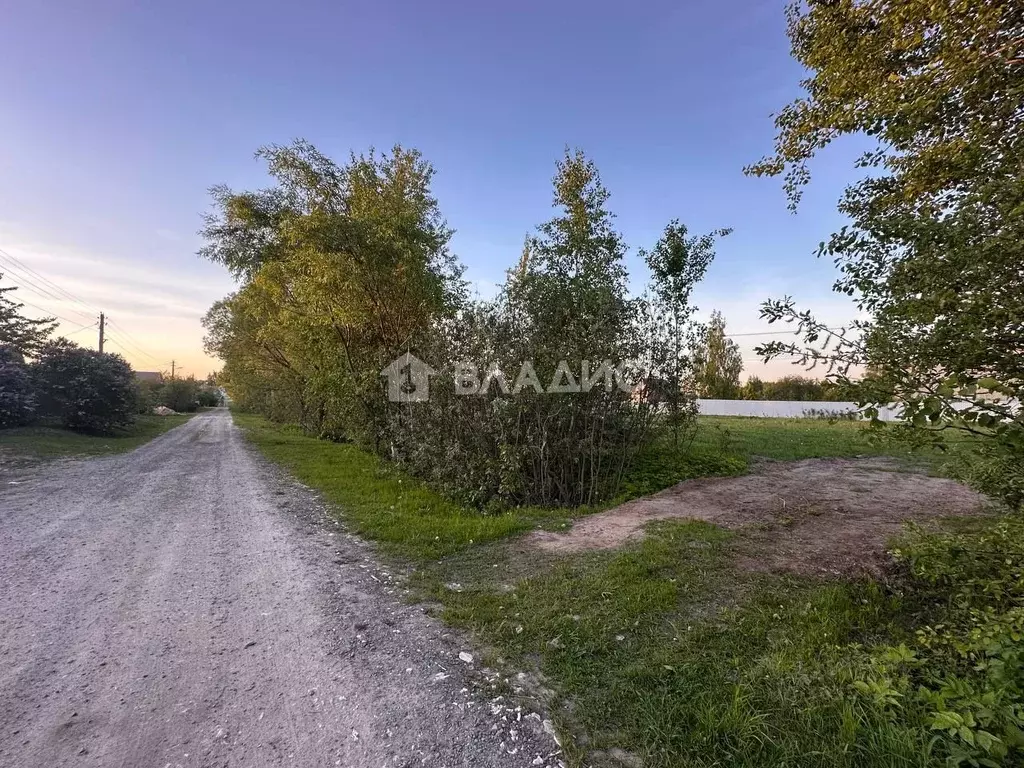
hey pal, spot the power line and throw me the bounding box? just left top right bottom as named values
left=726, top=327, right=850, bottom=338
left=0, top=274, right=95, bottom=325
left=0, top=248, right=172, bottom=366
left=104, top=336, right=153, bottom=363
left=0, top=246, right=102, bottom=318
left=65, top=321, right=99, bottom=337
left=105, top=318, right=163, bottom=362
left=6, top=292, right=100, bottom=331
left=104, top=319, right=165, bottom=366
left=106, top=337, right=164, bottom=368
left=0, top=263, right=96, bottom=325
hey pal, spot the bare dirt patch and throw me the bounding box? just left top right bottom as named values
left=529, top=458, right=990, bottom=576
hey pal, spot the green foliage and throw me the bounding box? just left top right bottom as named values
left=740, top=374, right=849, bottom=402
left=196, top=388, right=222, bottom=408
left=748, top=0, right=1024, bottom=509
left=641, top=222, right=729, bottom=446
left=210, top=144, right=726, bottom=507
left=855, top=519, right=1024, bottom=767
left=0, top=273, right=56, bottom=356
left=942, top=443, right=1024, bottom=513
left=31, top=339, right=138, bottom=434
left=692, top=310, right=743, bottom=399
left=0, top=346, right=36, bottom=427
left=159, top=377, right=201, bottom=412
left=384, top=153, right=725, bottom=506
left=202, top=140, right=462, bottom=442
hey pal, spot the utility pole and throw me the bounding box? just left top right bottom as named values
left=98, top=313, right=105, bottom=353
left=170, top=360, right=176, bottom=380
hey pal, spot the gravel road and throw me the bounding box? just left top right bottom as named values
left=0, top=410, right=557, bottom=768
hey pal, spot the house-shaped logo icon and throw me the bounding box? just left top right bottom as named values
left=380, top=353, right=438, bottom=402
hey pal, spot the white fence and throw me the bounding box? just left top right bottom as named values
left=696, top=399, right=903, bottom=421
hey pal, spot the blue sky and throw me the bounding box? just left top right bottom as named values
left=0, top=0, right=865, bottom=378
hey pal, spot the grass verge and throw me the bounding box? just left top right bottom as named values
left=0, top=413, right=196, bottom=461
left=233, top=412, right=575, bottom=560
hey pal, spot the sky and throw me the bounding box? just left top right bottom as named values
left=0, top=0, right=868, bottom=380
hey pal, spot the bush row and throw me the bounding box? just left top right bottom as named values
left=137, top=377, right=222, bottom=414
left=0, top=340, right=138, bottom=434
left=1, top=342, right=222, bottom=434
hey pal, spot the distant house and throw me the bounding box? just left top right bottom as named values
left=135, top=371, right=164, bottom=385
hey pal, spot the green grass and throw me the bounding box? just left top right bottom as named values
left=617, top=415, right=943, bottom=500
left=436, top=522, right=934, bottom=768
left=233, top=413, right=575, bottom=560
left=235, top=412, right=911, bottom=559
left=693, top=415, right=915, bottom=461
left=0, top=413, right=196, bottom=461
left=234, top=411, right=992, bottom=767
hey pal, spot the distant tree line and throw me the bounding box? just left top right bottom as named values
left=738, top=375, right=848, bottom=402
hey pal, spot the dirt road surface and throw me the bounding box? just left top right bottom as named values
left=0, top=410, right=556, bottom=768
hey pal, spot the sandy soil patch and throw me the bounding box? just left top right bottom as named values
left=529, top=458, right=989, bottom=576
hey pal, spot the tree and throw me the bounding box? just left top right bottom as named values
left=203, top=145, right=719, bottom=507
left=391, top=150, right=659, bottom=506
left=32, top=339, right=138, bottom=434
left=641, top=222, right=729, bottom=445
left=740, top=375, right=765, bottom=401
left=382, top=152, right=718, bottom=506
left=0, top=346, right=35, bottom=427
left=201, top=140, right=463, bottom=443
left=160, top=377, right=202, bottom=412
left=747, top=0, right=1024, bottom=507
left=0, top=273, right=56, bottom=356
left=692, top=311, right=743, bottom=399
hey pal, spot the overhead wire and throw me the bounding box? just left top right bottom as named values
left=0, top=265, right=96, bottom=325
left=105, top=318, right=163, bottom=361
left=104, top=319, right=165, bottom=367
left=0, top=246, right=102, bottom=318
left=6, top=294, right=99, bottom=331
left=0, top=246, right=168, bottom=366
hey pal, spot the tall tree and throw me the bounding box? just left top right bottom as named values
left=641, top=222, right=729, bottom=445
left=692, top=311, right=743, bottom=399
left=747, top=0, right=1023, bottom=504
left=506, top=149, right=634, bottom=369
left=0, top=273, right=56, bottom=356
left=201, top=140, right=464, bottom=442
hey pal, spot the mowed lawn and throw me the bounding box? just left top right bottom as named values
left=235, top=411, right=1011, bottom=768
left=0, top=413, right=196, bottom=462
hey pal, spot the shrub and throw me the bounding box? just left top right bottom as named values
left=848, top=520, right=1024, bottom=767
left=196, top=388, right=222, bottom=408
left=135, top=380, right=162, bottom=414
left=947, top=446, right=1024, bottom=514
left=32, top=339, right=138, bottom=434
left=0, top=345, right=36, bottom=427
left=159, top=378, right=201, bottom=412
